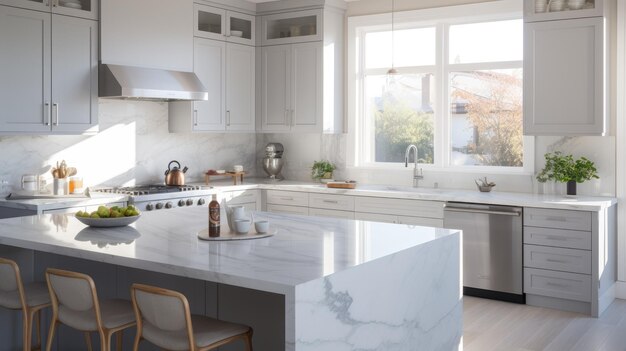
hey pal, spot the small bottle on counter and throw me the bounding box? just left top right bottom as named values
left=209, top=194, right=220, bottom=237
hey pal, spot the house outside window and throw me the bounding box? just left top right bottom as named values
left=347, top=1, right=532, bottom=173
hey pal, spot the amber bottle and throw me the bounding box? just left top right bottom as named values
left=208, top=194, right=220, bottom=237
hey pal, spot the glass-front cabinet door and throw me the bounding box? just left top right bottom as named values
left=194, top=3, right=226, bottom=41
left=524, top=0, right=603, bottom=22
left=0, top=0, right=98, bottom=20
left=194, top=4, right=254, bottom=46
left=261, top=9, right=322, bottom=46
left=226, top=11, right=254, bottom=45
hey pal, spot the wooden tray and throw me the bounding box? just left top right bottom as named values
left=197, top=228, right=275, bottom=241
left=326, top=181, right=357, bottom=189
left=204, top=171, right=246, bottom=185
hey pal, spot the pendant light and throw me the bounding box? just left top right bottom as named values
left=387, top=0, right=398, bottom=76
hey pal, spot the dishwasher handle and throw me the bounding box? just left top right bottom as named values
left=444, top=205, right=521, bottom=217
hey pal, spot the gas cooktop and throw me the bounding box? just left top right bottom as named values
left=93, top=185, right=204, bottom=196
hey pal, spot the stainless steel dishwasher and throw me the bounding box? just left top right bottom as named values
left=444, top=202, right=524, bottom=303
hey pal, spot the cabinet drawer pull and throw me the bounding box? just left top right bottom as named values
left=322, top=200, right=338, bottom=204
left=542, top=235, right=568, bottom=241
left=193, top=110, right=198, bottom=126
left=53, top=103, right=59, bottom=126
left=546, top=282, right=570, bottom=289
left=546, top=258, right=569, bottom=264
left=545, top=216, right=567, bottom=222
left=44, top=102, right=51, bottom=126
left=226, top=110, right=231, bottom=126
left=280, top=197, right=294, bottom=201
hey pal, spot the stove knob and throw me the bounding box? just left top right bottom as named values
left=197, top=198, right=205, bottom=206
left=186, top=199, right=194, bottom=206
left=145, top=203, right=154, bottom=211
left=165, top=202, right=173, bottom=209
left=178, top=200, right=186, bottom=207
left=155, top=202, right=164, bottom=210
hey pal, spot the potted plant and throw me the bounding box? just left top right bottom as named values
left=311, top=160, right=336, bottom=182
left=536, top=152, right=599, bottom=195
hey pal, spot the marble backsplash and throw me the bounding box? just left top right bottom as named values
left=257, top=133, right=616, bottom=197
left=0, top=100, right=615, bottom=197
left=0, top=100, right=257, bottom=193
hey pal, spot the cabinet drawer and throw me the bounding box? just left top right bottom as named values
left=266, top=190, right=308, bottom=207
left=397, top=216, right=443, bottom=228
left=355, top=197, right=444, bottom=219
left=524, top=208, right=591, bottom=231
left=266, top=204, right=309, bottom=216
left=524, top=268, right=591, bottom=302
left=309, top=208, right=354, bottom=220
left=308, top=193, right=354, bottom=211
left=224, top=190, right=258, bottom=205
left=354, top=212, right=397, bottom=224
left=524, top=226, right=591, bottom=250
left=524, top=244, right=591, bottom=274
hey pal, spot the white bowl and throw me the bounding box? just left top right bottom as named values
left=254, top=220, right=269, bottom=234
left=230, top=30, right=243, bottom=37
left=234, top=219, right=251, bottom=234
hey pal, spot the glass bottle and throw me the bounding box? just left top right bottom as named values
left=209, top=194, right=220, bottom=237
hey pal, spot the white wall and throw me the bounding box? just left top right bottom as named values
left=0, top=100, right=257, bottom=193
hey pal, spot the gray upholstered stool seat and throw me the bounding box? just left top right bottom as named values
left=131, top=283, right=253, bottom=351
left=0, top=282, right=50, bottom=310
left=0, top=258, right=51, bottom=351
left=45, top=268, right=136, bottom=351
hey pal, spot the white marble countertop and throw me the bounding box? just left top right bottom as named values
left=0, top=208, right=458, bottom=295
left=1, top=178, right=616, bottom=212
left=0, top=194, right=128, bottom=211
left=205, top=178, right=616, bottom=212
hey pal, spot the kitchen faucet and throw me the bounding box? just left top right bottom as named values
left=404, top=144, right=424, bottom=187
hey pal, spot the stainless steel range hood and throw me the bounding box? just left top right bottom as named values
left=99, top=64, right=208, bottom=101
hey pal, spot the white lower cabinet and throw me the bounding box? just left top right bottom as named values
left=309, top=207, right=354, bottom=220
left=223, top=189, right=260, bottom=211
left=265, top=191, right=445, bottom=227
left=267, top=204, right=308, bottom=216
left=522, top=207, right=614, bottom=317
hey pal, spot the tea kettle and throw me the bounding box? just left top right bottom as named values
left=164, top=160, right=188, bottom=186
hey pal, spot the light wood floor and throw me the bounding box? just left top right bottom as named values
left=464, top=296, right=626, bottom=351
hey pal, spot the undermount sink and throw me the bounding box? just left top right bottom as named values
left=360, top=185, right=444, bottom=194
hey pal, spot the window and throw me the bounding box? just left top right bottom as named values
left=349, top=2, right=530, bottom=172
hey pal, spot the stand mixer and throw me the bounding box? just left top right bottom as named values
left=262, top=143, right=284, bottom=180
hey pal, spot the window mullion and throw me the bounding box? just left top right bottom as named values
left=438, top=23, right=450, bottom=169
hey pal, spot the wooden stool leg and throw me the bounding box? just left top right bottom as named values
left=34, top=310, right=42, bottom=351
left=132, top=334, right=141, bottom=351
left=45, top=320, right=57, bottom=351
left=244, top=329, right=253, bottom=351
left=84, top=332, right=93, bottom=351
left=116, top=330, right=123, bottom=351
left=22, top=310, right=32, bottom=351
left=100, top=330, right=111, bottom=351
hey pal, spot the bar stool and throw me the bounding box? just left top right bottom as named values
left=0, top=257, right=51, bottom=351
left=45, top=268, right=136, bottom=351
left=131, top=283, right=253, bottom=351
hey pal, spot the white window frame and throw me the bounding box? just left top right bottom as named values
left=346, top=0, right=533, bottom=175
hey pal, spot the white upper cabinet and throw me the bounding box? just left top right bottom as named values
left=169, top=39, right=255, bottom=133
left=260, top=42, right=323, bottom=132
left=523, top=15, right=606, bottom=135
left=524, top=0, right=603, bottom=22
left=0, top=5, right=97, bottom=134
left=194, top=3, right=255, bottom=46
left=226, top=43, right=255, bottom=131
left=51, top=15, right=98, bottom=133
left=260, top=9, right=322, bottom=46
left=257, top=5, right=344, bottom=134
left=0, top=0, right=98, bottom=19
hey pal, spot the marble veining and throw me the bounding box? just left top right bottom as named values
left=0, top=208, right=463, bottom=350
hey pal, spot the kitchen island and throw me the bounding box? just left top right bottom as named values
left=0, top=208, right=462, bottom=351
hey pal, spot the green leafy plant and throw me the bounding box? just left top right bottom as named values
left=311, top=160, right=336, bottom=180
left=536, top=152, right=599, bottom=183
